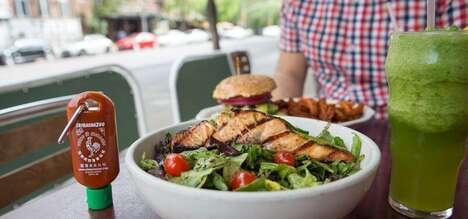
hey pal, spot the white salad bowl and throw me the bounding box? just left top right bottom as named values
left=126, top=116, right=381, bottom=219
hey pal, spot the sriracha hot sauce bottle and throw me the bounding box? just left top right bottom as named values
left=59, top=91, right=119, bottom=210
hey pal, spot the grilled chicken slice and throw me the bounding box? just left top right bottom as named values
left=296, top=142, right=355, bottom=162
left=171, top=121, right=216, bottom=148
left=262, top=132, right=309, bottom=152
left=171, top=111, right=238, bottom=148
left=238, top=117, right=355, bottom=162
left=171, top=110, right=355, bottom=162
left=212, top=111, right=269, bottom=143
left=236, top=119, right=289, bottom=144
left=212, top=111, right=236, bottom=128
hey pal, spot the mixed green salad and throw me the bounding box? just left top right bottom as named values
left=140, top=126, right=364, bottom=192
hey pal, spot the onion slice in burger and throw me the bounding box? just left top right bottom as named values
left=221, top=93, right=271, bottom=106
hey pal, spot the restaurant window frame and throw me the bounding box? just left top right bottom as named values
left=58, top=0, right=70, bottom=17
left=38, top=0, right=49, bottom=17
left=14, top=0, right=30, bottom=17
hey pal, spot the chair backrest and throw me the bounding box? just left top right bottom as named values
left=0, top=65, right=145, bottom=215
left=0, top=98, right=71, bottom=214
left=230, top=51, right=251, bottom=74
left=170, top=52, right=235, bottom=122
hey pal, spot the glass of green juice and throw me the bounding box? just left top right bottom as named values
left=385, top=30, right=468, bottom=218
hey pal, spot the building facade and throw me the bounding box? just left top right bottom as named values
left=106, top=0, right=162, bottom=40
left=0, top=0, right=86, bottom=50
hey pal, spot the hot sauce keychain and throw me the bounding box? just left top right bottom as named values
left=58, top=91, right=119, bottom=210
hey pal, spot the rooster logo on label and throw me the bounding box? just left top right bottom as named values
left=86, top=136, right=101, bottom=158
left=76, top=126, right=107, bottom=162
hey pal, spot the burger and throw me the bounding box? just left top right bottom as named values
left=213, top=74, right=279, bottom=114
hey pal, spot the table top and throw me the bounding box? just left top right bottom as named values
left=3, top=119, right=468, bottom=219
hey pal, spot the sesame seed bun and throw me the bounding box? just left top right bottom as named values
left=213, top=74, right=277, bottom=100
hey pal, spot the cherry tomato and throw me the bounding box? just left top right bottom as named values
left=231, top=171, right=257, bottom=190
left=274, top=151, right=296, bottom=166
left=163, top=153, right=190, bottom=176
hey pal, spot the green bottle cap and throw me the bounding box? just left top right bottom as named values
left=86, top=184, right=113, bottom=210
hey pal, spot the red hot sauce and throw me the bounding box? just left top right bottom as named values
left=66, top=91, right=119, bottom=210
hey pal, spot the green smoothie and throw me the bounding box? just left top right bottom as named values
left=385, top=31, right=468, bottom=215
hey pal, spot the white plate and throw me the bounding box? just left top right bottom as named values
left=196, top=100, right=375, bottom=126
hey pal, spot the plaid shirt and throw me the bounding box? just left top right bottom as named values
left=280, top=0, right=468, bottom=118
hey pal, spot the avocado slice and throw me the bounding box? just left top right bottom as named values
left=255, top=103, right=279, bottom=114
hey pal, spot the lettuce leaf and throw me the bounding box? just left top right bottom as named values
left=231, top=144, right=274, bottom=170
left=245, top=144, right=263, bottom=169
left=286, top=121, right=348, bottom=151
left=259, top=162, right=297, bottom=180
left=222, top=153, right=248, bottom=183
left=139, top=152, right=159, bottom=171
left=313, top=128, right=348, bottom=150
left=235, top=177, right=267, bottom=192
left=265, top=179, right=284, bottom=191
left=329, top=160, right=355, bottom=178
left=193, top=156, right=227, bottom=171
left=351, top=133, right=362, bottom=158
left=169, top=168, right=214, bottom=188
left=181, top=148, right=217, bottom=162
left=287, top=168, right=320, bottom=189
left=212, top=172, right=228, bottom=191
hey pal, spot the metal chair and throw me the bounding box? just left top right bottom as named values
left=0, top=65, right=146, bottom=214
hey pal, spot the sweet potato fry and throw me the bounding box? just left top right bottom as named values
left=318, top=99, right=335, bottom=121
left=334, top=107, right=348, bottom=122
left=339, top=101, right=354, bottom=116
left=273, top=99, right=289, bottom=110
left=352, top=104, right=365, bottom=117
left=325, top=105, right=335, bottom=121
left=287, top=98, right=310, bottom=117
left=279, top=97, right=364, bottom=122
left=301, top=98, right=319, bottom=117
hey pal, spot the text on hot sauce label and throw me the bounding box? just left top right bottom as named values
left=76, top=122, right=108, bottom=176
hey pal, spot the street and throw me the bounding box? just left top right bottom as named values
left=0, top=37, right=283, bottom=131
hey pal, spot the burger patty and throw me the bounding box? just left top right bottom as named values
left=171, top=111, right=355, bottom=162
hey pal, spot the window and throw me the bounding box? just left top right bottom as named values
left=38, top=0, right=49, bottom=17
left=15, top=0, right=30, bottom=17
left=59, top=0, right=70, bottom=17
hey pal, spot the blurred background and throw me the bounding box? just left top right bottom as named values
left=0, top=0, right=280, bottom=64
left=0, top=0, right=293, bottom=130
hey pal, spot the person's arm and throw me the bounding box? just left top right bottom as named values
left=274, top=1, right=307, bottom=100
left=273, top=51, right=308, bottom=100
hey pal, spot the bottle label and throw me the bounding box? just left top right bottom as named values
left=76, top=122, right=108, bottom=176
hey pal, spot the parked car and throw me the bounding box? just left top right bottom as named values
left=0, top=38, right=53, bottom=65
left=158, top=29, right=209, bottom=47
left=262, top=25, right=281, bottom=37
left=158, top=30, right=189, bottom=47
left=116, top=32, right=157, bottom=50
left=188, top=29, right=210, bottom=43
left=61, top=34, right=113, bottom=57
left=219, top=26, right=253, bottom=39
